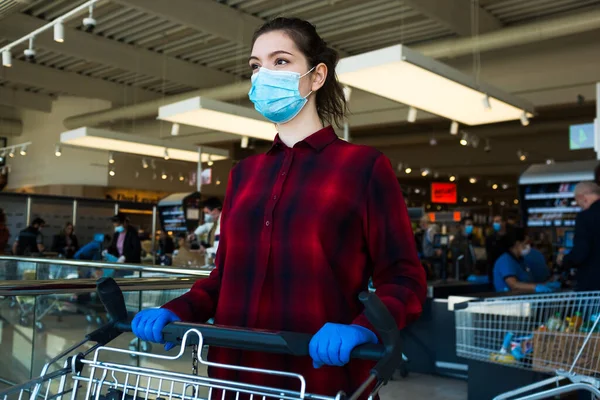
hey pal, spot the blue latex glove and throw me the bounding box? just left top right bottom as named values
left=545, top=281, right=561, bottom=290
left=132, top=308, right=180, bottom=351
left=309, top=323, right=378, bottom=368
left=535, top=284, right=555, bottom=293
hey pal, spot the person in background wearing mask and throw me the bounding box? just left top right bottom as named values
left=193, top=197, right=222, bottom=258
left=558, top=181, right=600, bottom=291
left=451, top=216, right=480, bottom=279
left=108, top=213, right=141, bottom=271
left=131, top=17, right=426, bottom=397
left=486, top=215, right=507, bottom=284
left=494, top=226, right=560, bottom=293
left=0, top=208, right=9, bottom=255
left=13, top=217, right=45, bottom=256
left=419, top=215, right=440, bottom=279
left=51, top=222, right=80, bottom=259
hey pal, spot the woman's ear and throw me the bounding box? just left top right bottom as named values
left=311, top=63, right=327, bottom=92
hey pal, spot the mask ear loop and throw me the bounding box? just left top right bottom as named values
left=301, top=66, right=317, bottom=99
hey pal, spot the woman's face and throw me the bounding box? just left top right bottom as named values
left=249, top=31, right=326, bottom=98
left=65, top=224, right=73, bottom=235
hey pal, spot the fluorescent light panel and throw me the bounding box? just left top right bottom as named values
left=337, top=45, right=534, bottom=126
left=158, top=97, right=277, bottom=141
left=60, top=127, right=228, bottom=163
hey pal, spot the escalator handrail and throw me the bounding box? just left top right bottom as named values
left=0, top=255, right=212, bottom=277
left=0, top=276, right=198, bottom=296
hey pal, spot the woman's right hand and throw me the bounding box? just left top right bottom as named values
left=132, top=308, right=180, bottom=350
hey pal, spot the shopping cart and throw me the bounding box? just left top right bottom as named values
left=455, top=291, right=600, bottom=399
left=0, top=277, right=404, bottom=400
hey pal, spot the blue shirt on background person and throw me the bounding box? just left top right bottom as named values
left=494, top=252, right=532, bottom=292
left=524, top=247, right=551, bottom=283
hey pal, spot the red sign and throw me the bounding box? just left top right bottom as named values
left=431, top=183, right=457, bottom=204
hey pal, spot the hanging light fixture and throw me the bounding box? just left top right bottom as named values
left=336, top=44, right=535, bottom=125
left=405, top=166, right=412, bottom=174
left=492, top=183, right=498, bottom=190
left=163, top=148, right=170, bottom=160
left=241, top=136, right=249, bottom=149
left=546, top=158, right=555, bottom=165
left=170, top=123, right=180, bottom=136
left=482, top=95, right=492, bottom=111
left=421, top=168, right=430, bottom=177
left=207, top=155, right=214, bottom=167
left=54, top=144, right=62, bottom=157
left=2, top=50, right=12, bottom=67
left=19, top=145, right=27, bottom=156
left=161, top=171, right=167, bottom=180
left=179, top=173, right=185, bottom=182
left=108, top=152, right=115, bottom=164
left=449, top=175, right=456, bottom=182
left=142, top=158, right=149, bottom=169
left=450, top=121, right=459, bottom=135
left=469, top=177, right=477, bottom=184
left=407, top=107, right=417, bottom=123
left=109, top=168, right=115, bottom=177
left=520, top=111, right=530, bottom=126
left=53, top=21, right=64, bottom=43
left=429, top=136, right=437, bottom=146
left=460, top=133, right=469, bottom=146
left=8, top=148, right=15, bottom=158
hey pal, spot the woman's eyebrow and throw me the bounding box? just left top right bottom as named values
left=248, top=50, right=294, bottom=63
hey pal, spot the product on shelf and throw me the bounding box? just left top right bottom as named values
left=547, top=313, right=564, bottom=332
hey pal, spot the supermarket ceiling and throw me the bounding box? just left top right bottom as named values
left=1, top=0, right=600, bottom=177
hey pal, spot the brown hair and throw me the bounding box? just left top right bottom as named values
left=252, top=18, right=347, bottom=128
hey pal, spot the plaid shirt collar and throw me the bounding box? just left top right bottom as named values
left=268, top=126, right=338, bottom=154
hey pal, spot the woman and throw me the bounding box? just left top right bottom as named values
left=51, top=222, right=79, bottom=259
left=493, top=226, right=560, bottom=293
left=132, top=18, right=426, bottom=396
left=108, top=213, right=141, bottom=275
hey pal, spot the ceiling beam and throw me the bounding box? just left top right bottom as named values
left=0, top=13, right=235, bottom=89
left=389, top=0, right=502, bottom=36
left=0, top=87, right=53, bottom=112
left=2, top=60, right=160, bottom=104
left=114, top=0, right=263, bottom=47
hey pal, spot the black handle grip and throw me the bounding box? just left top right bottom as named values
left=93, top=278, right=402, bottom=378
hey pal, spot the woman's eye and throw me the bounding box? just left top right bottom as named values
left=275, top=58, right=288, bottom=66
left=250, top=63, right=260, bottom=71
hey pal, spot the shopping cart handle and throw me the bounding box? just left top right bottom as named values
left=95, top=277, right=403, bottom=380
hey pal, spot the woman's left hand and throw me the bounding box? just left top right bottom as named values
left=309, top=323, right=378, bottom=368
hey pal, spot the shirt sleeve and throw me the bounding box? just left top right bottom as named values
left=353, top=155, right=427, bottom=332
left=563, top=212, right=590, bottom=268
left=194, top=223, right=211, bottom=236
left=162, top=168, right=234, bottom=322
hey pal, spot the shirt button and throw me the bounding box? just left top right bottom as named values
left=265, top=221, right=270, bottom=227
left=273, top=195, right=277, bottom=200
left=281, top=172, right=286, bottom=176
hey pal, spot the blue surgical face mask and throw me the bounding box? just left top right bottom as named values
left=493, top=222, right=502, bottom=232
left=465, top=225, right=474, bottom=235
left=115, top=225, right=125, bottom=233
left=204, top=214, right=214, bottom=223
left=248, top=67, right=315, bottom=124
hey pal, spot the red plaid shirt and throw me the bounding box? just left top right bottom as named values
left=163, top=126, right=426, bottom=397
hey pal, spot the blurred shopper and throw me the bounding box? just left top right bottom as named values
left=51, top=222, right=80, bottom=259
left=559, top=181, right=600, bottom=291
left=194, top=197, right=222, bottom=258
left=157, top=231, right=175, bottom=255
left=486, top=215, right=507, bottom=283
left=0, top=208, right=9, bottom=255
left=108, top=213, right=141, bottom=267
left=494, top=226, right=559, bottom=293
left=13, top=217, right=45, bottom=256
left=419, top=215, right=441, bottom=279
left=74, top=233, right=111, bottom=261
left=523, top=241, right=551, bottom=283
left=131, top=17, right=426, bottom=398
left=451, top=216, right=480, bottom=279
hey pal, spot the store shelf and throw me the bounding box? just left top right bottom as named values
left=524, top=192, right=574, bottom=200
left=528, top=207, right=580, bottom=213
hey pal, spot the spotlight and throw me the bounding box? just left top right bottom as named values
left=514, top=199, right=519, bottom=205
left=216, top=179, right=221, bottom=186
left=407, top=107, right=417, bottom=123
left=9, top=148, right=14, bottom=158
left=397, top=162, right=404, bottom=172
left=24, top=37, right=36, bottom=62
left=520, top=111, right=530, bottom=127
left=170, top=123, right=180, bottom=136
left=460, top=133, right=469, bottom=146
left=484, top=139, right=491, bottom=153
left=142, top=158, right=149, bottom=169
left=421, top=168, right=430, bottom=177
left=2, top=50, right=12, bottom=67
left=472, top=197, right=478, bottom=202
left=449, top=175, right=456, bottom=182
left=501, top=201, right=506, bottom=206
left=151, top=159, right=156, bottom=170
left=207, top=155, right=214, bottom=167
left=241, top=136, right=249, bottom=149
left=483, top=95, right=491, bottom=111
left=437, top=205, right=442, bottom=211
left=546, top=158, right=555, bottom=165
left=152, top=173, right=157, bottom=180
left=109, top=168, right=115, bottom=177
left=429, top=137, right=437, bottom=146
left=488, top=201, right=493, bottom=206
left=502, top=183, right=509, bottom=190
left=135, top=171, right=139, bottom=178
left=108, top=152, right=115, bottom=164
left=161, top=171, right=167, bottom=180
left=463, top=197, right=468, bottom=203
left=405, top=167, right=412, bottom=174
left=19, top=145, right=27, bottom=156
left=492, top=183, right=498, bottom=190
left=450, top=121, right=459, bottom=135
left=517, top=150, right=527, bottom=162
left=179, top=173, right=185, bottom=182
left=54, top=144, right=62, bottom=157
left=469, top=177, right=477, bottom=184
left=164, top=148, right=170, bottom=160
left=53, top=21, right=64, bottom=43
left=83, top=4, right=97, bottom=32
left=414, top=188, right=421, bottom=194
left=433, top=171, right=440, bottom=179
left=471, top=136, right=480, bottom=149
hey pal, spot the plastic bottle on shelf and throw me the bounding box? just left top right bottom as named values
left=571, top=312, right=584, bottom=331
left=547, top=313, right=563, bottom=332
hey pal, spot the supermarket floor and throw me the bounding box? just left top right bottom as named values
left=382, top=374, right=467, bottom=400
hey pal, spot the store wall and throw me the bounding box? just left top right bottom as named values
left=5, top=96, right=111, bottom=191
